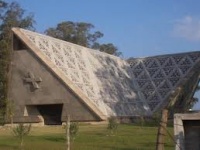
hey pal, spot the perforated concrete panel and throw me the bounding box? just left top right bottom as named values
left=12, top=28, right=200, bottom=119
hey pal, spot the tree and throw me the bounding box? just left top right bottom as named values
left=0, top=0, right=7, bottom=20
left=12, top=123, right=31, bottom=148
left=0, top=1, right=35, bottom=124
left=69, top=122, right=79, bottom=142
left=63, top=115, right=79, bottom=150
left=0, top=0, right=8, bottom=125
left=189, top=84, right=200, bottom=109
left=0, top=1, right=35, bottom=41
left=6, top=99, right=14, bottom=126
left=45, top=21, right=103, bottom=47
left=107, top=116, right=118, bottom=135
left=182, top=83, right=200, bottom=110
left=45, top=21, right=122, bottom=56
left=92, top=43, right=122, bottom=56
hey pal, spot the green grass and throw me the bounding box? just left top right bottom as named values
left=0, top=124, right=174, bottom=150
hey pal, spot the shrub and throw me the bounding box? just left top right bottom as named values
left=107, top=116, right=118, bottom=135
left=63, top=121, right=79, bottom=142
left=12, top=123, right=31, bottom=147
left=70, top=122, right=79, bottom=142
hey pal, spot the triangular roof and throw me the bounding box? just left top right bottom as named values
left=12, top=28, right=200, bottom=119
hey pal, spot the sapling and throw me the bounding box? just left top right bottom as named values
left=12, top=123, right=31, bottom=148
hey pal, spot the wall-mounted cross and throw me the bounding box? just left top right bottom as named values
left=24, top=72, right=42, bottom=89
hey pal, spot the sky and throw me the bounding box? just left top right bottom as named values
left=9, top=0, right=200, bottom=109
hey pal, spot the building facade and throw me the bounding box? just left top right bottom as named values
left=8, top=28, right=200, bottom=125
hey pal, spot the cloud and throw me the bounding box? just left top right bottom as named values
left=173, top=16, right=200, bottom=41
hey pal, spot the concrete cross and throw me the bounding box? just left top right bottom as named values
left=24, top=72, right=42, bottom=89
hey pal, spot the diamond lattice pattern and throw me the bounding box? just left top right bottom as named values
left=129, top=53, right=200, bottom=111
left=21, top=29, right=150, bottom=116
left=20, top=29, right=200, bottom=116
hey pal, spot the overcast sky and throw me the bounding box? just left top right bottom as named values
left=10, top=0, right=200, bottom=109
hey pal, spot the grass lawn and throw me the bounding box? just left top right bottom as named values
left=0, top=124, right=174, bottom=150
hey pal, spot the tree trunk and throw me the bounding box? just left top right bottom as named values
left=66, top=115, right=70, bottom=150
left=156, top=109, right=168, bottom=150
left=20, top=137, right=23, bottom=148
left=10, top=114, right=13, bottom=128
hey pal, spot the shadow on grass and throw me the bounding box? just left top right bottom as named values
left=29, top=135, right=65, bottom=143
left=0, top=144, right=19, bottom=150
left=94, top=132, right=107, bottom=136
left=43, top=136, right=65, bottom=142
left=99, top=145, right=150, bottom=150
left=140, top=142, right=174, bottom=149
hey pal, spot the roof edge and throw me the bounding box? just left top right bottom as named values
left=12, top=27, right=107, bottom=120
left=128, top=51, right=200, bottom=61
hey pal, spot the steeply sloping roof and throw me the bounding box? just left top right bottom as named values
left=128, top=52, right=200, bottom=111
left=12, top=28, right=200, bottom=118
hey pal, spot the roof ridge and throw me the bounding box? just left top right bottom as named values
left=12, top=27, right=107, bottom=120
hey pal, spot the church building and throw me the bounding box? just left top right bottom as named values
left=8, top=28, right=200, bottom=125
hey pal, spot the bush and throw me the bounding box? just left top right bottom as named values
left=12, top=123, right=31, bottom=147
left=107, top=116, right=118, bottom=135
left=70, top=122, right=79, bottom=142
left=63, top=121, right=79, bottom=142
